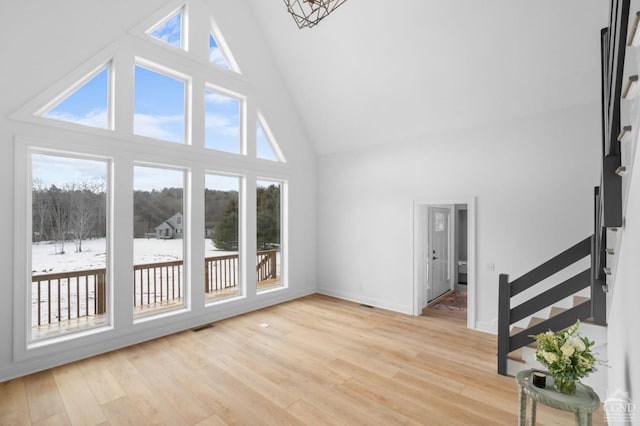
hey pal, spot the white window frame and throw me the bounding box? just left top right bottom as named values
left=132, top=162, right=192, bottom=323
left=204, top=171, right=246, bottom=306
left=14, top=138, right=115, bottom=358
left=256, top=178, right=288, bottom=295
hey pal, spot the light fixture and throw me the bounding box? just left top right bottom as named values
left=622, top=75, right=639, bottom=99
left=284, top=0, right=349, bottom=29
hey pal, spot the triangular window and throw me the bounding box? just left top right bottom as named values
left=209, top=34, right=230, bottom=69
left=42, top=66, right=109, bottom=129
left=147, top=8, right=183, bottom=49
left=209, top=24, right=239, bottom=73
left=257, top=113, right=284, bottom=162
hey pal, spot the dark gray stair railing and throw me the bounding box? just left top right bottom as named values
left=497, top=236, right=594, bottom=376
left=497, top=0, right=630, bottom=376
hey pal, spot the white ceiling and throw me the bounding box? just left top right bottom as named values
left=247, top=1, right=608, bottom=155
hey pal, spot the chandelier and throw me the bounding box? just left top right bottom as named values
left=284, top=0, right=349, bottom=29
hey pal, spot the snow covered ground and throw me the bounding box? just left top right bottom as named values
left=32, top=238, right=235, bottom=273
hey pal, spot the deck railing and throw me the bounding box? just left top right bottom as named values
left=32, top=250, right=279, bottom=326
left=205, top=254, right=238, bottom=293
left=256, top=249, right=277, bottom=282
left=133, top=259, right=183, bottom=308
left=32, top=268, right=106, bottom=326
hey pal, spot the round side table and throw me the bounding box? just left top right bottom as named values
left=516, top=369, right=600, bottom=426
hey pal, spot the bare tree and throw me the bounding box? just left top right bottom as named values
left=48, top=185, right=70, bottom=254
left=69, top=181, right=100, bottom=253
left=32, top=178, right=50, bottom=242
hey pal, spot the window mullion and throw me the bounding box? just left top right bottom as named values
left=112, top=51, right=135, bottom=136
left=192, top=76, right=206, bottom=149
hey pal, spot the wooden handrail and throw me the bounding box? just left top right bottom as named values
left=32, top=267, right=106, bottom=282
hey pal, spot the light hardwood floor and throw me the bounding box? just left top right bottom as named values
left=1, top=294, right=605, bottom=425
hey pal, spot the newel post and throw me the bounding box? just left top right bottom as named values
left=497, top=273, right=511, bottom=376
left=96, top=270, right=106, bottom=315
left=270, top=250, right=277, bottom=279
left=205, top=260, right=210, bottom=293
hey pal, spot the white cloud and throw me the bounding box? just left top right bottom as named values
left=209, top=47, right=230, bottom=69
left=134, top=113, right=184, bottom=143
left=205, top=90, right=235, bottom=104
left=205, top=113, right=239, bottom=138
left=32, top=154, right=107, bottom=189
left=45, top=108, right=108, bottom=129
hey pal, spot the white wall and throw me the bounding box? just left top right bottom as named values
left=605, top=2, right=640, bottom=416
left=317, top=103, right=600, bottom=331
left=0, top=0, right=317, bottom=381
left=607, top=136, right=640, bottom=423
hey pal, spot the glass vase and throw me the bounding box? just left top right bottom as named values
left=554, top=376, right=577, bottom=394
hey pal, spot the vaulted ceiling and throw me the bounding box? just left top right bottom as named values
left=248, top=1, right=608, bottom=155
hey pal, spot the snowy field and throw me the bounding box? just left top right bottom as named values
left=32, top=238, right=235, bottom=273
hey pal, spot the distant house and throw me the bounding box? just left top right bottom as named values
left=155, top=212, right=183, bottom=239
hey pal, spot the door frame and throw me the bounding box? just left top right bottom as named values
left=412, top=197, right=476, bottom=330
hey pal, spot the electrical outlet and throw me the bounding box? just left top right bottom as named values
left=487, top=262, right=495, bottom=272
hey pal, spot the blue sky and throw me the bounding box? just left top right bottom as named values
left=257, top=120, right=278, bottom=161
left=134, top=165, right=184, bottom=192
left=205, top=174, right=239, bottom=192
left=149, top=11, right=181, bottom=48
left=209, top=34, right=230, bottom=69
left=32, top=154, right=107, bottom=190
left=134, top=65, right=185, bottom=143
left=205, top=89, right=239, bottom=153
left=45, top=68, right=108, bottom=128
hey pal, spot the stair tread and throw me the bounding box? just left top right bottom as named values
left=550, top=306, right=567, bottom=317
left=528, top=317, right=545, bottom=327
left=507, top=348, right=525, bottom=363
left=573, top=296, right=589, bottom=306
left=510, top=326, right=524, bottom=336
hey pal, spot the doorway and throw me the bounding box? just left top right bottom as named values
left=427, top=206, right=451, bottom=302
left=413, top=198, right=475, bottom=329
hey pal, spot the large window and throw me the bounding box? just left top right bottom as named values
left=256, top=179, right=283, bottom=292
left=133, top=165, right=186, bottom=317
left=205, top=173, right=241, bottom=301
left=30, top=152, right=109, bottom=341
left=16, top=1, right=290, bottom=354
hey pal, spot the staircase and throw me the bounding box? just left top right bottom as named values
left=496, top=0, right=635, bottom=396
left=497, top=236, right=604, bottom=377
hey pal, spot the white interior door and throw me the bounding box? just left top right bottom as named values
left=428, top=207, right=450, bottom=301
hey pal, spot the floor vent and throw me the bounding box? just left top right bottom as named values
left=360, top=304, right=374, bottom=309
left=192, top=323, right=215, bottom=332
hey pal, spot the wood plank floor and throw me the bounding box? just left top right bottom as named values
left=1, top=294, right=605, bottom=425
